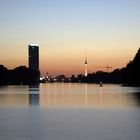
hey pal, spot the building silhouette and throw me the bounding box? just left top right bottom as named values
left=29, top=85, right=40, bottom=106
left=28, top=44, right=39, bottom=71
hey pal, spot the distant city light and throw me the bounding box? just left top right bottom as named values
left=40, top=77, right=45, bottom=81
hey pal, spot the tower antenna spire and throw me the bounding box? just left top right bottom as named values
left=85, top=51, right=87, bottom=65
left=84, top=52, right=88, bottom=77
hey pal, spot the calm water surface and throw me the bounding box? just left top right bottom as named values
left=0, top=83, right=140, bottom=140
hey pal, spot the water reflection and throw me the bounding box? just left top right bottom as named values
left=29, top=85, right=39, bottom=106
left=0, top=85, right=29, bottom=106
left=131, top=92, right=140, bottom=106
left=0, top=84, right=140, bottom=108
left=100, top=86, right=103, bottom=107
left=39, top=83, right=91, bottom=107
left=85, top=84, right=88, bottom=107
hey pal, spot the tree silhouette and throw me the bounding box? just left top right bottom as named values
left=0, top=65, right=40, bottom=85
left=122, top=48, right=140, bottom=86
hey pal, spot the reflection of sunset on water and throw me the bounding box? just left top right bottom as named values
left=0, top=84, right=140, bottom=108
left=37, top=84, right=140, bottom=108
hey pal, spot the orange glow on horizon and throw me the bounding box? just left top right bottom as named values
left=0, top=41, right=138, bottom=77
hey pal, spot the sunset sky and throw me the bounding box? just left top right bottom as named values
left=0, top=0, right=140, bottom=76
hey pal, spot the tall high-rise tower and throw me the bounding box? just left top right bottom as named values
left=28, top=44, right=39, bottom=71
left=84, top=53, right=88, bottom=77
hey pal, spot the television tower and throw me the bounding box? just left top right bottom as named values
left=84, top=52, right=88, bottom=77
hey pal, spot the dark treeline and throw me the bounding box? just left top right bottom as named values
left=52, top=70, right=122, bottom=84
left=70, top=69, right=122, bottom=83
left=0, top=65, right=40, bottom=85
left=121, top=48, right=140, bottom=86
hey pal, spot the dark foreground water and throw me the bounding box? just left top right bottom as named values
left=0, top=83, right=140, bottom=140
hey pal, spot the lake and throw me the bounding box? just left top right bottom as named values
left=0, top=83, right=140, bottom=140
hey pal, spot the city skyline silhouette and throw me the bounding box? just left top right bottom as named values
left=0, top=0, right=140, bottom=76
